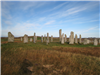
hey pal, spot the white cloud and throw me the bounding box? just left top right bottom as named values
left=42, top=2, right=68, bottom=13
left=82, top=26, right=99, bottom=33
left=44, top=20, right=55, bottom=25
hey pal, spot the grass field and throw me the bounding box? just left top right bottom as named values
left=1, top=37, right=100, bottom=75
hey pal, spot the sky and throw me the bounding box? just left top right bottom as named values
left=1, top=1, right=100, bottom=38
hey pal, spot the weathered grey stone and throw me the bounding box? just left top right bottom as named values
left=41, top=35, right=43, bottom=43
left=8, top=32, right=14, bottom=42
left=87, top=39, right=90, bottom=44
left=61, top=33, right=64, bottom=44
left=69, top=31, right=74, bottom=44
left=24, top=34, right=28, bottom=43
left=21, top=37, right=22, bottom=41
left=51, top=35, right=53, bottom=42
left=75, top=34, right=78, bottom=44
left=59, top=29, right=62, bottom=42
left=79, top=35, right=81, bottom=44
left=65, top=34, right=67, bottom=42
left=44, top=34, right=46, bottom=42
left=94, top=39, right=98, bottom=46
left=83, top=38, right=88, bottom=45
left=34, top=33, right=36, bottom=43
left=47, top=33, right=49, bottom=43
left=30, top=38, right=32, bottom=42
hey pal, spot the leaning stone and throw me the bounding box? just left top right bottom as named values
left=24, top=34, right=28, bottom=43
left=94, top=39, right=98, bottom=46
left=8, top=32, right=14, bottom=42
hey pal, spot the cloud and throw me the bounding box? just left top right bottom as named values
left=42, top=2, right=68, bottom=13
left=44, top=20, right=55, bottom=25
left=83, top=26, right=99, bottom=33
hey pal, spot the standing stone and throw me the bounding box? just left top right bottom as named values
left=30, top=38, right=32, bottom=42
left=44, top=34, right=46, bottom=42
left=94, top=39, right=98, bottom=46
left=59, top=29, right=62, bottom=42
left=75, top=34, right=78, bottom=44
left=83, top=38, right=88, bottom=45
left=51, top=35, right=53, bottom=42
left=8, top=32, right=14, bottom=42
left=79, top=35, right=81, bottom=44
left=69, top=31, right=74, bottom=44
left=87, top=39, right=90, bottom=44
left=47, top=33, right=49, bottom=43
left=41, top=35, right=43, bottom=43
left=21, top=37, right=22, bottom=41
left=34, top=33, right=36, bottom=43
left=61, top=33, right=64, bottom=44
left=65, top=34, right=67, bottom=42
left=24, top=34, right=28, bottom=43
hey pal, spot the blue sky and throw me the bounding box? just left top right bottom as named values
left=1, top=1, right=100, bottom=38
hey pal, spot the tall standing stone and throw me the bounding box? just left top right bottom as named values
left=44, top=34, right=46, bottom=42
left=61, top=33, right=64, bottom=44
left=69, top=31, right=74, bottom=44
left=30, top=38, right=32, bottom=42
left=21, top=37, right=22, bottom=41
left=51, top=35, right=53, bottom=42
left=47, top=33, right=49, bottom=43
left=24, top=34, right=28, bottom=43
left=41, top=35, right=43, bottom=43
left=59, top=29, right=62, bottom=42
left=79, top=35, right=81, bottom=44
left=75, top=34, right=78, bottom=44
left=94, top=39, right=98, bottom=46
left=65, top=34, right=67, bottom=42
left=8, top=32, right=14, bottom=42
left=34, top=33, right=36, bottom=43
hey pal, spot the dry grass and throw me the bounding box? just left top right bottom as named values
left=52, top=46, right=100, bottom=57
left=1, top=38, right=100, bottom=75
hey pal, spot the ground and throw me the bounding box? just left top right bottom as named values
left=1, top=37, right=100, bottom=75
